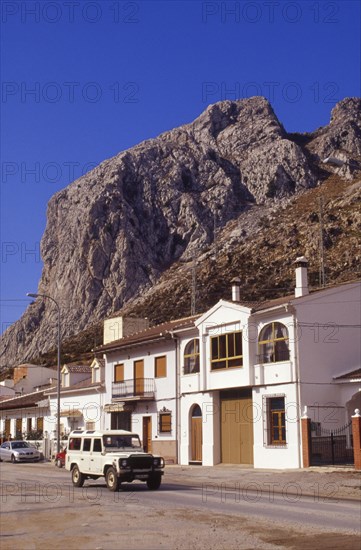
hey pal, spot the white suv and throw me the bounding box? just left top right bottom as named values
left=65, top=429, right=165, bottom=491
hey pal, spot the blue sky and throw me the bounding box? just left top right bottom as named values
left=1, top=0, right=360, bottom=332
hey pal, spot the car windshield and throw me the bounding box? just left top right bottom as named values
left=11, top=442, right=30, bottom=449
left=102, top=435, right=142, bottom=451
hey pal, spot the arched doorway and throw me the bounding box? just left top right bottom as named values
left=190, top=405, right=202, bottom=463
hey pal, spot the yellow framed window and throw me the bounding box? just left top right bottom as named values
left=210, top=331, right=243, bottom=370
left=258, top=322, right=289, bottom=363
left=269, top=397, right=286, bottom=445
left=184, top=339, right=200, bottom=374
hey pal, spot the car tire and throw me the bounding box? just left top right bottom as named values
left=10, top=455, right=16, bottom=464
left=56, top=458, right=63, bottom=468
left=105, top=467, right=120, bottom=492
left=71, top=465, right=85, bottom=487
left=147, top=474, right=162, bottom=490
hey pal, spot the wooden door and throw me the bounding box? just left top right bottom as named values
left=134, top=360, right=144, bottom=395
left=5, top=419, right=11, bottom=439
left=191, top=405, right=202, bottom=462
left=221, top=396, right=254, bottom=464
left=16, top=418, right=22, bottom=437
left=143, top=416, right=152, bottom=453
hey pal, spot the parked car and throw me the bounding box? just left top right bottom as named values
left=0, top=440, right=41, bottom=463
left=66, top=429, right=165, bottom=491
left=55, top=448, right=66, bottom=468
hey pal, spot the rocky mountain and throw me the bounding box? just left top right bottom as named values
left=1, top=96, right=360, bottom=368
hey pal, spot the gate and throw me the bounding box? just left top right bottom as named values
left=310, top=420, right=354, bottom=466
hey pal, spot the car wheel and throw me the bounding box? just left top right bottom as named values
left=147, top=474, right=162, bottom=490
left=71, top=466, right=85, bottom=487
left=56, top=458, right=63, bottom=468
left=105, top=467, right=120, bottom=492
left=10, top=455, right=16, bottom=464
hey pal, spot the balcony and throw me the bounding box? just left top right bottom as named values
left=112, top=378, right=155, bottom=401
left=256, top=348, right=290, bottom=364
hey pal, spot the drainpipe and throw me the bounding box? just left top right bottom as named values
left=170, top=331, right=180, bottom=465
left=288, top=304, right=302, bottom=468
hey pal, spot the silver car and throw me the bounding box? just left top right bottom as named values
left=0, top=440, right=41, bottom=463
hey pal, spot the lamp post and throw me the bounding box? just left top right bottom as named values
left=27, top=292, right=61, bottom=454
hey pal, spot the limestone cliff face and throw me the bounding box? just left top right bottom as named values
left=1, top=96, right=360, bottom=368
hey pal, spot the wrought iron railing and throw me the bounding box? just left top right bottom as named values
left=310, top=420, right=354, bottom=466
left=112, top=378, right=155, bottom=400
left=256, top=348, right=290, bottom=364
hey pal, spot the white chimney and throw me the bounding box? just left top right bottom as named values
left=231, top=277, right=241, bottom=302
left=294, top=256, right=309, bottom=297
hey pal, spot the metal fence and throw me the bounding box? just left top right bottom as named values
left=310, top=420, right=354, bottom=466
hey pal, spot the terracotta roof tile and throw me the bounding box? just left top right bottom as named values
left=98, top=314, right=201, bottom=352
left=0, top=389, right=50, bottom=410
left=65, top=365, right=92, bottom=374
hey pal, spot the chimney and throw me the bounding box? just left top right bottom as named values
left=231, top=277, right=241, bottom=302
left=294, top=256, right=309, bottom=297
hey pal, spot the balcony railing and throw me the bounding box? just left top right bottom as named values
left=256, top=349, right=290, bottom=364
left=112, top=378, right=155, bottom=400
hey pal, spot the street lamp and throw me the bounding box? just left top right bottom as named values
left=27, top=292, right=61, bottom=454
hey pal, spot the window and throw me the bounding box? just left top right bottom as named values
left=159, top=412, right=172, bottom=433
left=265, top=396, right=286, bottom=446
left=114, top=363, right=124, bottom=382
left=93, top=439, right=102, bottom=453
left=27, top=418, right=32, bottom=432
left=258, top=322, right=289, bottom=363
left=210, top=331, right=243, bottom=370
left=155, top=356, right=167, bottom=378
left=68, top=437, right=81, bottom=450
left=62, top=372, right=69, bottom=387
left=184, top=339, right=200, bottom=374
left=82, top=438, right=92, bottom=452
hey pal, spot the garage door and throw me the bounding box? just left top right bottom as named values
left=221, top=390, right=254, bottom=465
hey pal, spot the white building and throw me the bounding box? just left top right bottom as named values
left=179, top=259, right=360, bottom=468
left=43, top=360, right=106, bottom=439
left=99, top=316, right=199, bottom=463
left=0, top=364, right=56, bottom=441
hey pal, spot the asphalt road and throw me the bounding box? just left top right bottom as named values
left=0, top=462, right=360, bottom=550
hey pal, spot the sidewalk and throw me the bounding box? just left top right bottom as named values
left=165, top=464, right=361, bottom=501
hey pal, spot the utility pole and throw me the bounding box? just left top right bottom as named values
left=213, top=211, right=218, bottom=259
left=191, top=256, right=197, bottom=315
left=318, top=196, right=326, bottom=288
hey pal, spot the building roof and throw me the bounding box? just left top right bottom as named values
left=64, top=364, right=92, bottom=374
left=0, top=389, right=51, bottom=411
left=333, top=368, right=361, bottom=381
left=45, top=377, right=104, bottom=396
left=98, top=315, right=201, bottom=352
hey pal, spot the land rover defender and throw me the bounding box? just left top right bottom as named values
left=65, top=429, right=165, bottom=491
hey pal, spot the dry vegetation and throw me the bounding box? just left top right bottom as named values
left=18, top=172, right=359, bottom=370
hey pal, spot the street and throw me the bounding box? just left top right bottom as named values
left=0, top=462, right=360, bottom=550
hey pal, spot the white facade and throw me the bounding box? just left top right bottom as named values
left=100, top=317, right=199, bottom=463
left=178, top=281, right=360, bottom=469
left=12, top=364, right=56, bottom=394
left=104, top=340, right=177, bottom=461
left=1, top=276, right=359, bottom=470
